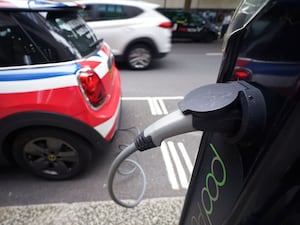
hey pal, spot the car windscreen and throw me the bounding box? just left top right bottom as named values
left=228, top=0, right=270, bottom=34
left=222, top=0, right=270, bottom=51
left=45, top=11, right=99, bottom=57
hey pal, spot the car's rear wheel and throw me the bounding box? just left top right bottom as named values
left=12, top=128, right=92, bottom=180
left=126, top=44, right=152, bottom=70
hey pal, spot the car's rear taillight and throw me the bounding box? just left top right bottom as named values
left=159, top=21, right=172, bottom=29
left=232, top=58, right=252, bottom=81
left=78, top=68, right=106, bottom=109
left=233, top=68, right=251, bottom=79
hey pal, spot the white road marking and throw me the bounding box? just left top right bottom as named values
left=178, top=142, right=193, bottom=174
left=205, top=52, right=223, bottom=56
left=121, top=97, right=195, bottom=190
left=121, top=96, right=184, bottom=100
left=147, top=97, right=157, bottom=115
left=157, top=97, right=168, bottom=115
left=161, top=141, right=179, bottom=190
left=122, top=96, right=183, bottom=115
left=160, top=141, right=194, bottom=190
left=167, top=141, right=189, bottom=189
left=150, top=97, right=163, bottom=115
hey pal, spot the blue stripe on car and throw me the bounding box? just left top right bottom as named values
left=248, top=61, right=300, bottom=76
left=0, top=63, right=81, bottom=81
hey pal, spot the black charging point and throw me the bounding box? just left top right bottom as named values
left=108, top=81, right=267, bottom=208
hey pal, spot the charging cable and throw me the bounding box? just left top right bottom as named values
left=107, top=110, right=195, bottom=208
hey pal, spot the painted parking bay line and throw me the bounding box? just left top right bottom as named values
left=160, top=141, right=193, bottom=190
left=121, top=96, right=194, bottom=190
left=122, top=96, right=184, bottom=115
left=147, top=97, right=165, bottom=115
left=178, top=142, right=193, bottom=174
left=205, top=52, right=223, bottom=56
left=167, top=141, right=189, bottom=189
left=161, top=141, right=179, bottom=190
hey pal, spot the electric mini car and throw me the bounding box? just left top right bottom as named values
left=0, top=0, right=122, bottom=180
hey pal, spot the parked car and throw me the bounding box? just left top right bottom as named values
left=158, top=8, right=220, bottom=42
left=77, top=0, right=173, bottom=70
left=0, top=0, right=122, bottom=180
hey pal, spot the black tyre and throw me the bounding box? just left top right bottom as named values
left=126, top=44, right=152, bottom=70
left=12, top=128, right=92, bottom=180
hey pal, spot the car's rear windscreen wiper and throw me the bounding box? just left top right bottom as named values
left=89, top=38, right=103, bottom=48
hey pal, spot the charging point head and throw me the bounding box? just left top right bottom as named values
left=178, top=81, right=266, bottom=144
left=179, top=83, right=241, bottom=115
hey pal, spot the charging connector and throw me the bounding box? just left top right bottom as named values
left=108, top=81, right=266, bottom=208
left=135, top=110, right=194, bottom=151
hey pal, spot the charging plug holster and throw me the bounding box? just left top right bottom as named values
left=178, top=81, right=266, bottom=143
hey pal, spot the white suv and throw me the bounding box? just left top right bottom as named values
left=78, top=0, right=172, bottom=70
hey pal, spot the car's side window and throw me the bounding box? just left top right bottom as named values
left=78, top=4, right=104, bottom=21
left=79, top=4, right=143, bottom=21
left=78, top=5, right=96, bottom=21
left=190, top=13, right=205, bottom=25
left=0, top=13, right=48, bottom=67
left=172, top=12, right=188, bottom=24
left=122, top=5, right=143, bottom=18
left=91, top=4, right=125, bottom=20
left=104, top=5, right=123, bottom=19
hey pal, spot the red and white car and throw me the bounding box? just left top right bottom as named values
left=0, top=0, right=121, bottom=180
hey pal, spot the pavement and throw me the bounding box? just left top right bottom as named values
left=0, top=197, right=184, bottom=225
